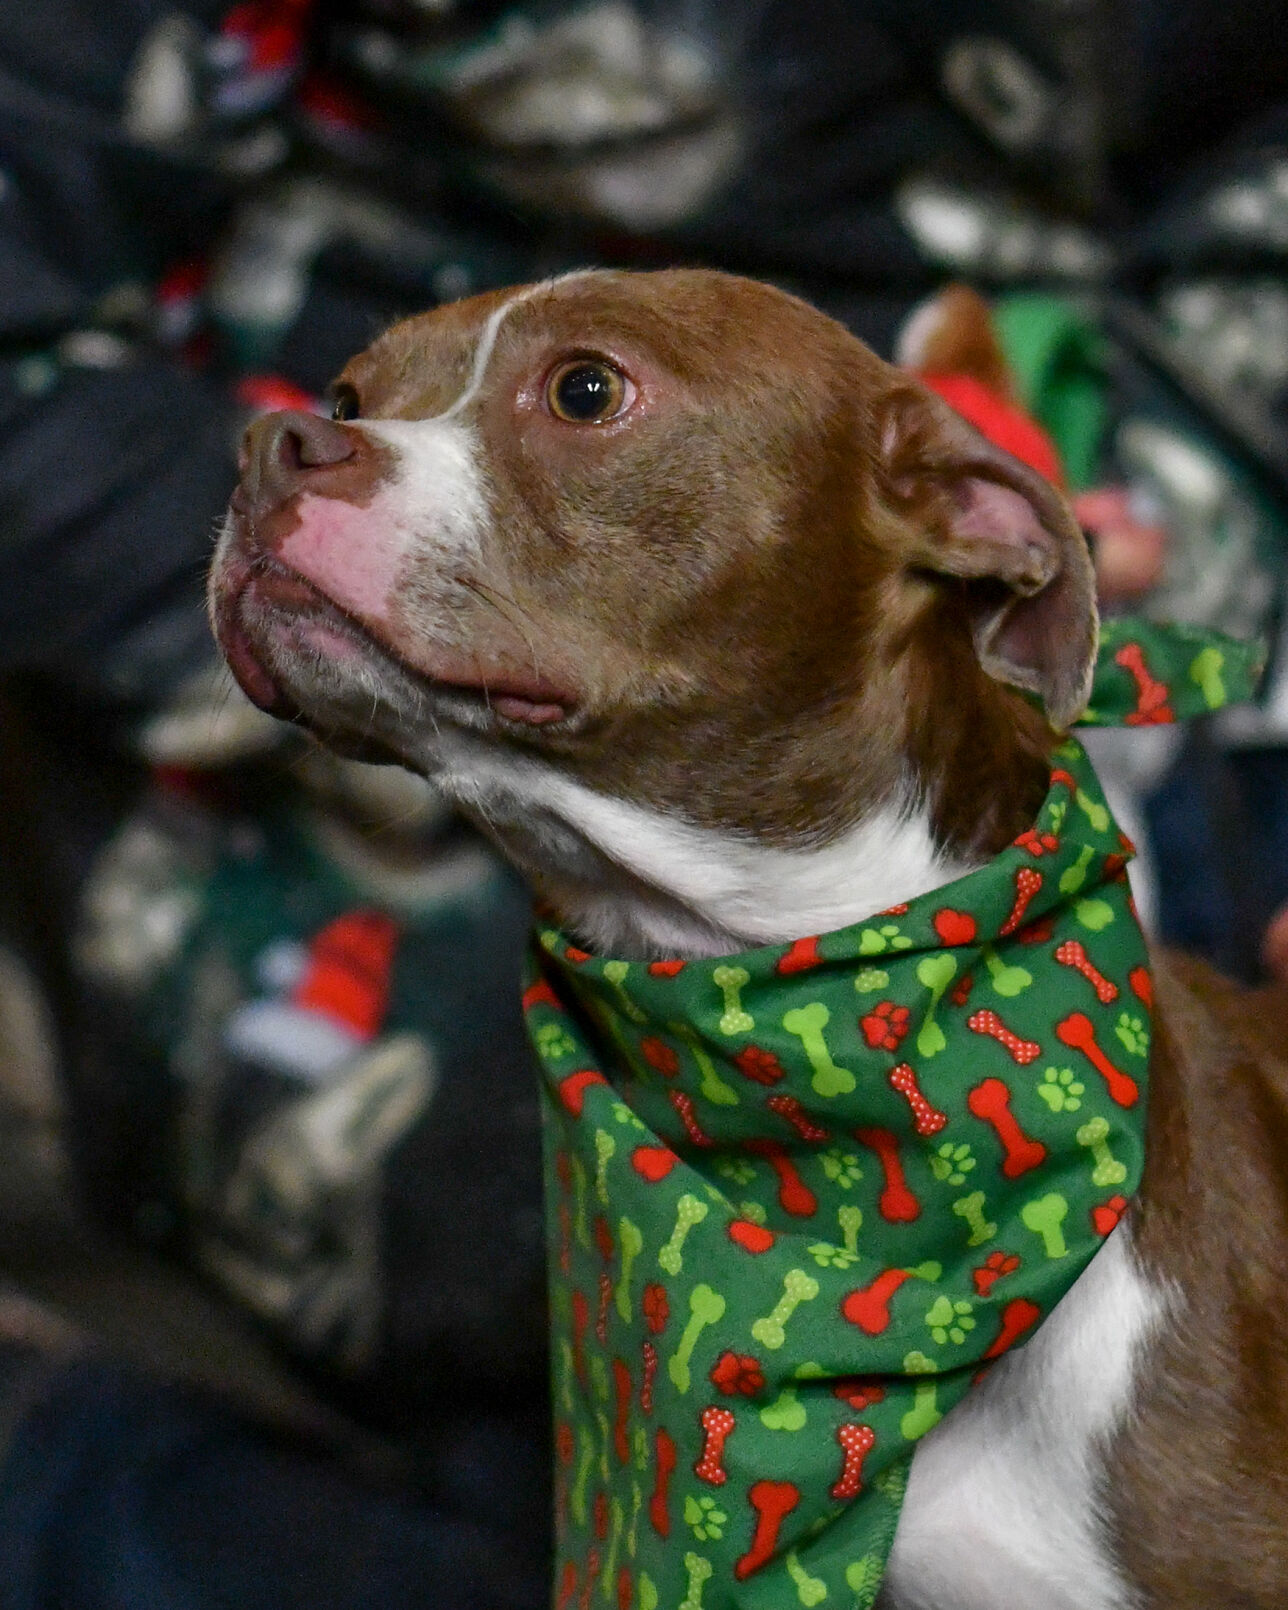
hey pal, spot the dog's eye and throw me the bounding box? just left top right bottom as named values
left=546, top=359, right=627, bottom=424
left=330, top=385, right=360, bottom=422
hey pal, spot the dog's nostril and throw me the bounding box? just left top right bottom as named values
left=239, top=410, right=358, bottom=517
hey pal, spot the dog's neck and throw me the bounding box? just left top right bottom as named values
left=427, top=721, right=1034, bottom=960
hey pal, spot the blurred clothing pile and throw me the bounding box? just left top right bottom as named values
left=4, top=1, right=1288, bottom=1605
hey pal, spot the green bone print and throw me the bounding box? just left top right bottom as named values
left=670, top=1021, right=740, bottom=1107
left=601, top=960, right=647, bottom=1022
left=982, top=945, right=1031, bottom=998
left=669, top=1284, right=726, bottom=1392
left=615, top=1218, right=644, bottom=1321
left=838, top=1203, right=863, bottom=1254
left=594, top=1129, right=616, bottom=1205
left=637, top=1574, right=658, bottom=1610
left=570, top=1153, right=591, bottom=1250
left=712, top=965, right=754, bottom=1035
left=1076, top=1115, right=1127, bottom=1186
left=602, top=1498, right=625, bottom=1599
left=1076, top=788, right=1110, bottom=833
left=1059, top=844, right=1096, bottom=895
left=679, top=1554, right=712, bottom=1610
left=786, top=1549, right=828, bottom=1606
left=627, top=1483, right=643, bottom=1558
left=952, top=1190, right=997, bottom=1247
left=751, top=1269, right=821, bottom=1349
left=760, top=1383, right=807, bottom=1431
left=782, top=1002, right=855, bottom=1096
left=659, top=1193, right=709, bottom=1276
left=571, top=1431, right=594, bottom=1527
left=596, top=1408, right=611, bottom=1482
left=1021, top=1192, right=1069, bottom=1259
left=1191, top=645, right=1226, bottom=708
left=900, top=1351, right=942, bottom=1440
left=915, top=952, right=957, bottom=1056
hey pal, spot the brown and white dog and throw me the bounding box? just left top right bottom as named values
left=210, top=269, right=1288, bottom=1609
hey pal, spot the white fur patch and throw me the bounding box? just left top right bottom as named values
left=882, top=1225, right=1170, bottom=1610
left=420, top=733, right=972, bottom=956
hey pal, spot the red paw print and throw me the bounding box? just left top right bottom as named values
left=1015, top=827, right=1060, bottom=856
left=972, top=1250, right=1021, bottom=1297
left=710, top=1351, right=765, bottom=1397
left=833, top=1378, right=886, bottom=1412
left=639, top=1037, right=679, bottom=1076
left=733, top=1044, right=786, bottom=1086
left=860, top=1000, right=911, bottom=1052
left=1092, top=1194, right=1129, bottom=1236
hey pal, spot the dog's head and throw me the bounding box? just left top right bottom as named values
left=210, top=269, right=1095, bottom=950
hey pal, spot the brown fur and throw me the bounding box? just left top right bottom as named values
left=209, top=270, right=1286, bottom=1603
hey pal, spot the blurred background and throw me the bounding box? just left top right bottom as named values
left=2, top=1, right=1288, bottom=1604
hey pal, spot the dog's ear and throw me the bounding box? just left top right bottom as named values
left=877, top=379, right=1097, bottom=730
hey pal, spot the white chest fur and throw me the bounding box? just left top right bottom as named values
left=880, top=1225, right=1170, bottom=1610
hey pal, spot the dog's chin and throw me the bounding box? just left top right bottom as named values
left=211, top=553, right=579, bottom=767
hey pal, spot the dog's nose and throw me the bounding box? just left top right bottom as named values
left=235, top=410, right=357, bottom=522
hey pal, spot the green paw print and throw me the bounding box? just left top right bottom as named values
left=684, top=1494, right=727, bottom=1542
left=928, top=1142, right=975, bottom=1186
left=925, top=1294, right=976, bottom=1346
left=610, top=1100, right=646, bottom=1130
left=1037, top=1066, right=1085, bottom=1113
left=820, top=1148, right=862, bottom=1187
left=807, top=1241, right=859, bottom=1269
left=845, top=1556, right=884, bottom=1608
left=535, top=1022, right=576, bottom=1062
left=1115, top=1013, right=1150, bottom=1057
left=858, top=924, right=914, bottom=956
left=715, top=1157, right=756, bottom=1187
left=854, top=968, right=890, bottom=993
left=1048, top=799, right=1067, bottom=835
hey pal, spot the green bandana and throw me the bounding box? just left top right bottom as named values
left=523, top=621, right=1261, bottom=1610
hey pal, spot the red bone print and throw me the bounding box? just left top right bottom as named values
left=1129, top=966, right=1153, bottom=1007
left=841, top=1268, right=915, bottom=1335
left=694, top=1405, right=736, bottom=1485
left=1092, top=1193, right=1129, bottom=1236
left=831, top=1423, right=876, bottom=1499
left=557, top=1560, right=578, bottom=1610
left=631, top=1146, right=678, bottom=1183
left=1114, top=641, right=1174, bottom=725
left=888, top=1063, right=948, bottom=1136
left=522, top=977, right=561, bottom=1012
left=983, top=1296, right=1042, bottom=1361
left=559, top=1068, right=609, bottom=1116
left=747, top=1139, right=818, bottom=1216
left=1054, top=939, right=1118, bottom=1003
left=597, top=1269, right=612, bottom=1344
left=618, top=1568, right=632, bottom=1610
left=1050, top=767, right=1078, bottom=794
left=558, top=1202, right=572, bottom=1275
left=967, top=1007, right=1041, bottom=1064
left=734, top=1480, right=801, bottom=1580
left=613, top=1358, right=632, bottom=1463
left=595, top=1492, right=609, bottom=1540
left=999, top=867, right=1042, bottom=937
left=1055, top=1012, right=1140, bottom=1107
left=641, top=1339, right=658, bottom=1413
left=648, top=959, right=686, bottom=977
left=668, top=1089, right=715, bottom=1146
left=854, top=1126, right=920, bottom=1221
left=767, top=1093, right=830, bottom=1142
left=649, top=1428, right=677, bottom=1537
left=571, top=1288, right=590, bottom=1382
left=967, top=1078, right=1047, bottom=1177
left=578, top=1549, right=600, bottom=1610
left=778, top=936, right=823, bottom=975
left=933, top=908, right=977, bottom=946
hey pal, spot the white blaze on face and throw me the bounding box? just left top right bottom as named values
left=273, top=280, right=575, bottom=630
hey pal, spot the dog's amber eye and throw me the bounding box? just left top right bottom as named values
left=330, top=385, right=360, bottom=422
left=546, top=359, right=627, bottom=424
